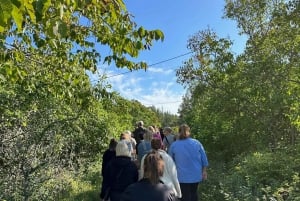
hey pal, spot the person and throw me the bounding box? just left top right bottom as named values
left=136, top=129, right=153, bottom=162
left=100, top=141, right=138, bottom=201
left=149, top=125, right=163, bottom=148
left=123, top=130, right=137, bottom=160
left=120, top=151, right=176, bottom=201
left=159, top=127, right=165, bottom=141
left=168, top=124, right=208, bottom=201
left=132, top=121, right=146, bottom=144
left=162, top=127, right=176, bottom=151
left=101, top=138, right=118, bottom=176
left=140, top=138, right=182, bottom=198
left=120, top=131, right=134, bottom=158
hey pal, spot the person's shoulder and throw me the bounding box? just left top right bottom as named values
left=188, top=137, right=200, bottom=143
left=155, top=183, right=176, bottom=199
left=159, top=150, right=173, bottom=161
left=128, top=160, right=139, bottom=170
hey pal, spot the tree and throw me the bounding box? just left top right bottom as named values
left=224, top=0, right=300, bottom=146
left=0, top=0, right=164, bottom=200
left=176, top=1, right=300, bottom=200
left=176, top=0, right=300, bottom=160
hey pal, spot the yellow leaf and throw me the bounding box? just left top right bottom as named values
left=0, top=25, right=4, bottom=32
left=24, top=0, right=36, bottom=23
left=12, top=5, right=23, bottom=32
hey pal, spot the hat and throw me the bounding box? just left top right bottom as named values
left=116, top=141, right=131, bottom=157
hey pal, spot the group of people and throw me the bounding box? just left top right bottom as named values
left=100, top=122, right=209, bottom=201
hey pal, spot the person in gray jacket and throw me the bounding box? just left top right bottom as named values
left=162, top=127, right=176, bottom=151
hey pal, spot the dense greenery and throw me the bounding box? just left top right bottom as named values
left=1, top=0, right=299, bottom=200
left=177, top=0, right=300, bottom=200
left=0, top=0, right=164, bottom=200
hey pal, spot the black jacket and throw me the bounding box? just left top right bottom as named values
left=120, top=178, right=176, bottom=201
left=132, top=127, right=146, bottom=144
left=101, top=149, right=116, bottom=176
left=100, top=156, right=138, bottom=201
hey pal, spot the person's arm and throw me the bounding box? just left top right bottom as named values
left=202, top=166, right=208, bottom=180
left=100, top=162, right=111, bottom=199
left=198, top=141, right=208, bottom=181
left=166, top=154, right=182, bottom=198
left=139, top=156, right=145, bottom=180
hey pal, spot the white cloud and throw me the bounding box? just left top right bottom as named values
left=140, top=87, right=183, bottom=114
left=147, top=67, right=173, bottom=75
left=91, top=68, right=185, bottom=115
left=111, top=76, right=183, bottom=114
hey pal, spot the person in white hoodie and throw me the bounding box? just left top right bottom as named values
left=140, top=138, right=182, bottom=199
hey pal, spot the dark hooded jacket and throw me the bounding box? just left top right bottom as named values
left=133, top=126, right=146, bottom=144
left=101, top=148, right=116, bottom=176
left=100, top=156, right=138, bottom=201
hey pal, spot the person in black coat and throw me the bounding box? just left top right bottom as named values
left=101, top=138, right=117, bottom=176
left=132, top=121, right=146, bottom=144
left=120, top=151, right=176, bottom=201
left=100, top=140, right=138, bottom=201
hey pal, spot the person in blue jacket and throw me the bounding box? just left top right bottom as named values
left=168, top=124, right=209, bottom=201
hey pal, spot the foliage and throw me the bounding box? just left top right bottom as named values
left=0, top=0, right=165, bottom=200
left=176, top=0, right=300, bottom=161
left=58, top=160, right=102, bottom=201
left=0, top=0, right=164, bottom=120
left=148, top=106, right=179, bottom=129
left=176, top=1, right=300, bottom=199
left=0, top=76, right=109, bottom=200
left=219, top=146, right=300, bottom=201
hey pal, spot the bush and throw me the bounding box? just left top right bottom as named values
left=219, top=146, right=300, bottom=200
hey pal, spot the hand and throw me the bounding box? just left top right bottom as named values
left=202, top=170, right=207, bottom=180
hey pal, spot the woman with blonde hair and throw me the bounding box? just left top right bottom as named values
left=168, top=124, right=209, bottom=201
left=136, top=129, right=153, bottom=162
left=121, top=151, right=176, bottom=201
left=140, top=138, right=182, bottom=198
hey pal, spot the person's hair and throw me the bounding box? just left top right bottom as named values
left=163, top=127, right=172, bottom=134
left=109, top=138, right=118, bottom=150
left=120, top=131, right=130, bottom=140
left=143, top=129, right=153, bottom=141
left=124, top=130, right=132, bottom=136
left=178, top=124, right=190, bottom=140
left=151, top=125, right=159, bottom=132
left=137, top=121, right=144, bottom=127
left=143, top=151, right=164, bottom=184
left=148, top=126, right=155, bottom=133
left=151, top=138, right=162, bottom=150
left=120, top=133, right=125, bottom=140
left=116, top=141, right=131, bottom=157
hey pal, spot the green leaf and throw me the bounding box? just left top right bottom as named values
left=0, top=0, right=13, bottom=29
left=58, top=21, right=68, bottom=38
left=136, top=41, right=142, bottom=49
left=154, top=30, right=164, bottom=41
left=138, top=27, right=145, bottom=37
left=11, top=5, right=23, bottom=31
left=24, top=0, right=36, bottom=23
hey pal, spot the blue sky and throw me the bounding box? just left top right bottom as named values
left=92, top=0, right=248, bottom=114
